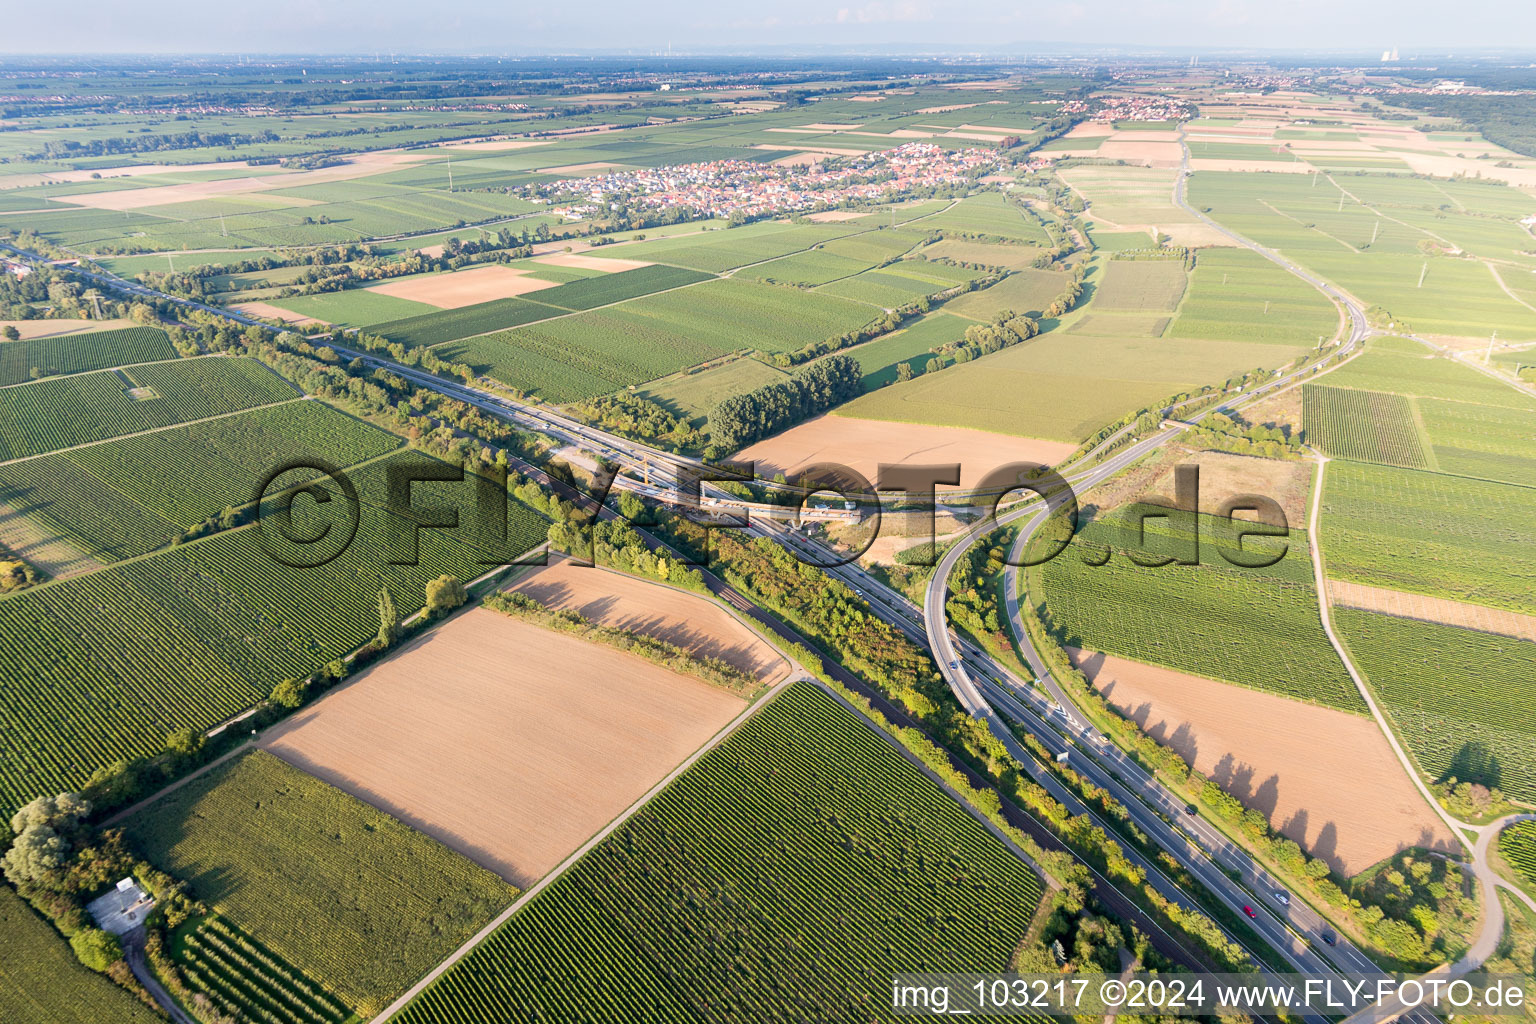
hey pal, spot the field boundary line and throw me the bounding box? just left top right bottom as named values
left=368, top=675, right=797, bottom=1024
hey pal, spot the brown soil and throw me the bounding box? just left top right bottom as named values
left=230, top=302, right=327, bottom=327
left=1079, top=448, right=1311, bottom=525
left=804, top=210, right=869, bottom=223
left=261, top=608, right=746, bottom=886
left=734, top=413, right=1077, bottom=490
left=507, top=560, right=790, bottom=683
left=1329, top=580, right=1536, bottom=643
left=367, top=265, right=558, bottom=308
left=1096, top=139, right=1185, bottom=168
left=0, top=318, right=133, bottom=339
left=1067, top=648, right=1459, bottom=876
left=533, top=252, right=650, bottom=272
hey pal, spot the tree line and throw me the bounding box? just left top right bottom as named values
left=708, top=354, right=863, bottom=450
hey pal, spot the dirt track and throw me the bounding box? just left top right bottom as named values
left=261, top=608, right=746, bottom=886
left=1068, top=647, right=1458, bottom=876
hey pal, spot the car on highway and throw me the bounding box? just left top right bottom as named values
left=1320, top=930, right=1337, bottom=947
left=1242, top=905, right=1256, bottom=919
left=1184, top=805, right=1198, bottom=816
left=1273, top=891, right=1290, bottom=907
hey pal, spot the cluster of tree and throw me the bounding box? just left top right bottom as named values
left=0, top=552, right=42, bottom=594
left=1392, top=93, right=1536, bottom=160
left=26, top=129, right=282, bottom=161
left=1111, top=245, right=1190, bottom=262
left=708, top=354, right=863, bottom=450
left=569, top=391, right=700, bottom=448
left=1188, top=410, right=1304, bottom=459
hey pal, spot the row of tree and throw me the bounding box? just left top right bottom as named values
left=708, top=354, right=863, bottom=450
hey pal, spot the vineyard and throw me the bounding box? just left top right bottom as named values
left=1302, top=384, right=1429, bottom=468
left=126, top=750, right=515, bottom=1011
left=525, top=262, right=712, bottom=310
left=0, top=888, right=163, bottom=1024
left=1334, top=608, right=1536, bottom=802
left=175, top=917, right=351, bottom=1024
left=0, top=449, right=547, bottom=814
left=0, top=325, right=176, bottom=386
left=0, top=356, right=298, bottom=461
left=1498, top=822, right=1536, bottom=894
left=1038, top=508, right=1365, bottom=711
left=923, top=191, right=1050, bottom=244
left=1319, top=461, right=1536, bottom=616
left=0, top=400, right=402, bottom=562
left=1089, top=259, right=1189, bottom=313
left=393, top=683, right=1046, bottom=1024
left=1167, top=248, right=1337, bottom=346
left=369, top=295, right=563, bottom=348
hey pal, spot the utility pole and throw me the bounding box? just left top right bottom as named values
left=1486, top=330, right=1498, bottom=362
left=1337, top=192, right=1345, bottom=212
left=447, top=153, right=453, bottom=191
left=1264, top=299, right=1270, bottom=314
left=1418, top=261, right=1428, bottom=288
left=1370, top=220, right=1379, bottom=245
left=219, top=212, right=228, bottom=237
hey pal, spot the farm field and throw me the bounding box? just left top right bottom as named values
left=919, top=238, right=1044, bottom=269
left=816, top=259, right=978, bottom=308
left=261, top=605, right=750, bottom=885
left=1056, top=164, right=1196, bottom=228
left=1318, top=460, right=1536, bottom=616
left=265, top=287, right=436, bottom=328
left=922, top=191, right=1050, bottom=243
left=0, top=324, right=176, bottom=386
left=367, top=295, right=563, bottom=347
left=0, top=399, right=401, bottom=562
left=1089, top=258, right=1187, bottom=312
left=586, top=220, right=858, bottom=272
left=440, top=278, right=875, bottom=401
left=124, top=749, right=515, bottom=1014
left=0, top=888, right=164, bottom=1024
left=391, top=682, right=1046, bottom=1024
left=172, top=916, right=352, bottom=1024
left=736, top=411, right=1075, bottom=485
left=844, top=310, right=969, bottom=388
left=1037, top=508, right=1364, bottom=712
left=1499, top=823, right=1536, bottom=896
left=1334, top=608, right=1536, bottom=802
left=1068, top=648, right=1455, bottom=875
left=366, top=264, right=561, bottom=307
left=1302, top=384, right=1429, bottom=468
left=0, top=449, right=547, bottom=816
left=1330, top=579, right=1536, bottom=644
left=0, top=356, right=298, bottom=461
left=839, top=333, right=1293, bottom=441
left=637, top=358, right=789, bottom=424
left=1168, top=248, right=1340, bottom=345
left=944, top=268, right=1068, bottom=320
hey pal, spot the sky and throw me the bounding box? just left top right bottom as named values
left=2, top=0, right=1532, bottom=56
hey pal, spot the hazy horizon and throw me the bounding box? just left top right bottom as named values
left=1, top=0, right=1530, bottom=59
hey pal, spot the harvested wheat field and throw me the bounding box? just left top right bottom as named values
left=804, top=210, right=870, bottom=222
left=735, top=413, right=1076, bottom=489
left=1329, top=580, right=1536, bottom=644
left=0, top=317, right=133, bottom=339
left=231, top=301, right=327, bottom=326
left=1068, top=648, right=1457, bottom=875
left=1097, top=138, right=1185, bottom=167
left=367, top=265, right=558, bottom=308
left=261, top=608, right=748, bottom=886
left=533, top=251, right=650, bottom=272
left=508, top=560, right=789, bottom=683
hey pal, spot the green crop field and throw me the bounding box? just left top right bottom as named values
left=585, top=221, right=857, bottom=273
left=637, top=358, right=789, bottom=424
left=1319, top=461, right=1536, bottom=615
left=919, top=238, right=1044, bottom=268
left=1335, top=609, right=1536, bottom=802
left=0, top=449, right=547, bottom=815
left=271, top=287, right=437, bottom=327
left=0, top=356, right=298, bottom=461
left=1057, top=164, right=1193, bottom=228
left=1302, top=384, right=1429, bottom=468
left=1499, top=822, right=1536, bottom=895
left=739, top=247, right=872, bottom=286
left=125, top=750, right=515, bottom=1013
left=845, top=310, right=968, bottom=388
left=370, top=295, right=564, bottom=347
left=0, top=888, right=164, bottom=1024
left=840, top=333, right=1288, bottom=441
left=922, top=191, right=1050, bottom=244
left=0, top=325, right=177, bottom=386
left=1090, top=259, right=1188, bottom=312
left=0, top=400, right=402, bottom=562
left=945, top=269, right=1070, bottom=321
left=528, top=262, right=713, bottom=310
left=1168, top=249, right=1339, bottom=345
left=1038, top=508, right=1364, bottom=711
left=175, top=916, right=351, bottom=1024
left=393, top=683, right=1045, bottom=1024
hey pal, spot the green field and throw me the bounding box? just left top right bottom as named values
left=125, top=750, right=515, bottom=1013
left=1499, top=822, right=1536, bottom=894
left=174, top=916, right=352, bottom=1024
left=945, top=269, right=1070, bottom=321
left=0, top=888, right=163, bottom=1024
left=585, top=221, right=857, bottom=273
left=370, top=295, right=564, bottom=347
left=840, top=332, right=1291, bottom=441
left=637, top=358, right=789, bottom=424
left=1319, top=461, right=1536, bottom=615
left=845, top=310, right=969, bottom=388
left=919, top=238, right=1044, bottom=268
left=922, top=191, right=1050, bottom=244
left=270, top=287, right=437, bottom=328
left=0, top=449, right=546, bottom=816
left=0, top=400, right=402, bottom=561
left=0, top=356, right=298, bottom=461
left=1302, top=384, right=1429, bottom=468
left=1168, top=248, right=1339, bottom=345
left=1038, top=509, right=1364, bottom=711
left=1090, top=259, right=1188, bottom=312
left=1335, top=609, right=1536, bottom=802
left=0, top=325, right=177, bottom=386
left=393, top=683, right=1045, bottom=1024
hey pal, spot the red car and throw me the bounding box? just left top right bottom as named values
left=1242, top=906, right=1257, bottom=919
